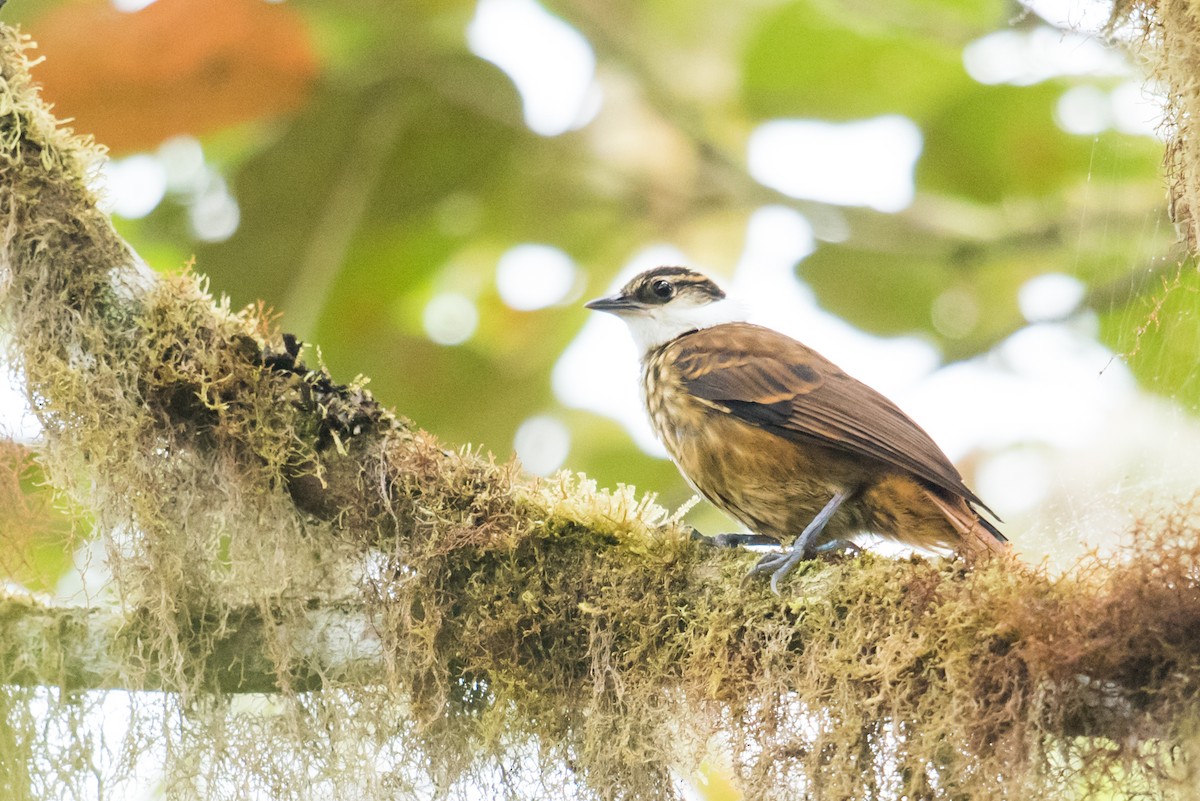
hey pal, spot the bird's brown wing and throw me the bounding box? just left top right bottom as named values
left=670, top=322, right=996, bottom=516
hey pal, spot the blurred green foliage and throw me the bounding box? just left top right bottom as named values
left=1, top=0, right=1187, bottom=588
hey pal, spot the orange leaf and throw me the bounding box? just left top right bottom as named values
left=32, top=0, right=318, bottom=154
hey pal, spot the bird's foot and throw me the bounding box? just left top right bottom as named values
left=746, top=538, right=861, bottom=594
left=747, top=547, right=810, bottom=595
left=748, top=490, right=851, bottom=594
left=747, top=549, right=795, bottom=576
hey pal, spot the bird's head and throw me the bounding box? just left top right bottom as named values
left=585, top=266, right=746, bottom=354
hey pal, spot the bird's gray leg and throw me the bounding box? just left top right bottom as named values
left=747, top=490, right=850, bottom=594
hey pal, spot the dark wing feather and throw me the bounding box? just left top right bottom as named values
left=672, top=323, right=996, bottom=516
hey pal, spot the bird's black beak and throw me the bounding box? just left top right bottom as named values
left=584, top=293, right=638, bottom=314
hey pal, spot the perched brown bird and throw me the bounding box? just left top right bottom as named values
left=586, top=266, right=1008, bottom=591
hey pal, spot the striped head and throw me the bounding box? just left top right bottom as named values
left=584, top=266, right=746, bottom=355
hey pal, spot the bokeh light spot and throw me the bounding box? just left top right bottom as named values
left=111, top=0, right=158, bottom=12
left=514, top=414, right=571, bottom=476
left=748, top=116, right=923, bottom=213
left=976, top=448, right=1053, bottom=515
left=1018, top=273, right=1085, bottom=323
left=188, top=179, right=240, bottom=243
left=496, top=244, right=577, bottom=311
left=1023, top=0, right=1120, bottom=34
left=423, top=293, right=479, bottom=346
left=1110, top=81, right=1165, bottom=138
left=1055, top=85, right=1112, bottom=135
left=931, top=288, right=980, bottom=340
left=158, top=135, right=206, bottom=193
left=963, top=27, right=1127, bottom=86
left=468, top=0, right=599, bottom=136
left=99, top=155, right=167, bottom=219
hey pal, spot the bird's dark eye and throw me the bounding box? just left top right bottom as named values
left=651, top=279, right=675, bottom=300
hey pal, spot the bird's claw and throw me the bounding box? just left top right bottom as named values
left=746, top=549, right=795, bottom=576
left=748, top=538, right=862, bottom=594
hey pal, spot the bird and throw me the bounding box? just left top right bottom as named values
left=585, top=265, right=1009, bottom=592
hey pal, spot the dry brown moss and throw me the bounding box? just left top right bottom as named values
left=3, top=19, right=1200, bottom=801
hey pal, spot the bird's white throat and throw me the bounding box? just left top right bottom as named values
left=619, top=297, right=747, bottom=355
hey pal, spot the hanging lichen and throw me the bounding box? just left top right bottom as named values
left=1110, top=0, right=1200, bottom=249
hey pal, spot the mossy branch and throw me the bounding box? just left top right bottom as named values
left=2, top=20, right=1200, bottom=801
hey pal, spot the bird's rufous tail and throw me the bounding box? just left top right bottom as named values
left=922, top=487, right=1011, bottom=562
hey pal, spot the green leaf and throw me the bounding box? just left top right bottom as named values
left=918, top=82, right=1103, bottom=202
left=742, top=1, right=974, bottom=121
